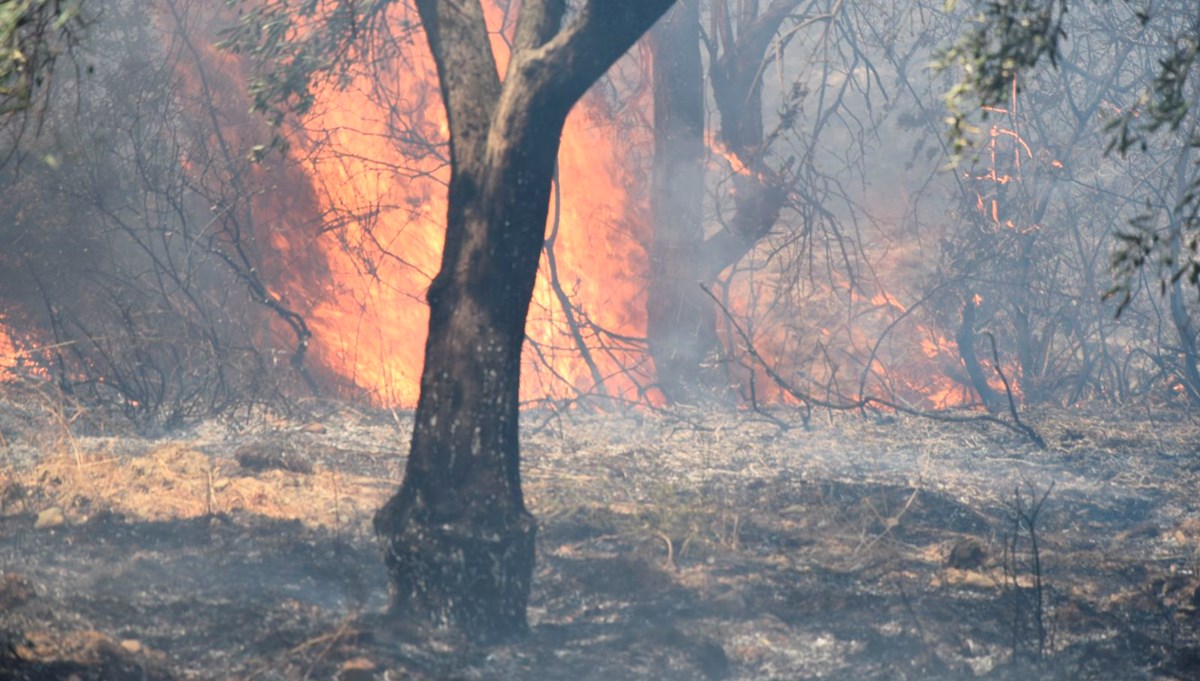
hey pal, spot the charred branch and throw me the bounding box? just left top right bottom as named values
left=956, top=295, right=1003, bottom=413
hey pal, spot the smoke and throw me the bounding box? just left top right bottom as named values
left=1, top=0, right=1197, bottom=420
left=0, top=0, right=320, bottom=426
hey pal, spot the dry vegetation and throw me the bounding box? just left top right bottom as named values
left=2, top=380, right=1200, bottom=680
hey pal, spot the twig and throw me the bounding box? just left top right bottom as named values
left=205, top=463, right=218, bottom=517
left=984, top=332, right=1046, bottom=448
left=856, top=484, right=921, bottom=554
left=543, top=171, right=609, bottom=398
left=1005, top=482, right=1054, bottom=664
left=655, top=530, right=676, bottom=570
left=701, top=283, right=1048, bottom=448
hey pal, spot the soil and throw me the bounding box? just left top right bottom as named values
left=1, top=389, right=1199, bottom=680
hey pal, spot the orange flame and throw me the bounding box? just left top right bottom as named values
left=265, top=3, right=650, bottom=406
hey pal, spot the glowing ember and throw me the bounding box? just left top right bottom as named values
left=0, top=313, right=46, bottom=381
left=705, top=130, right=764, bottom=181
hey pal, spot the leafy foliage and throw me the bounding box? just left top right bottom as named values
left=936, top=0, right=1070, bottom=158
left=0, top=0, right=87, bottom=116
left=219, top=0, right=400, bottom=145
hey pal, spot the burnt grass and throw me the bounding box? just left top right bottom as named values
left=1, top=399, right=1199, bottom=680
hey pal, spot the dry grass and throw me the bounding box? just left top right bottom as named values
left=4, top=441, right=395, bottom=535
left=3, top=389, right=1200, bottom=679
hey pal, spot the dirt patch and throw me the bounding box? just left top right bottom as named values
left=2, top=401, right=1199, bottom=679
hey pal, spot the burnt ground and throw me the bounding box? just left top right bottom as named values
left=1, top=391, right=1199, bottom=680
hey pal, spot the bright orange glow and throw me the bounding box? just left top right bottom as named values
left=138, top=3, right=1011, bottom=413
left=263, top=3, right=649, bottom=406
left=0, top=317, right=19, bottom=377
left=705, top=131, right=766, bottom=181
left=0, top=11, right=1065, bottom=415
left=0, top=314, right=48, bottom=382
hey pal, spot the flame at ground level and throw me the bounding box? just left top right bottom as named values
left=0, top=317, right=20, bottom=377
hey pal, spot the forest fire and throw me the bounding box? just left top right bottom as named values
left=0, top=0, right=1174, bottom=419
left=263, top=3, right=651, bottom=407
left=236, top=1, right=986, bottom=412
left=0, top=0, right=998, bottom=415
left=5, top=2, right=1200, bottom=678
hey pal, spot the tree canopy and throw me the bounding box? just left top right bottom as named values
left=1, top=0, right=87, bottom=115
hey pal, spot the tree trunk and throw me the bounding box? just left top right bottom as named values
left=647, top=0, right=719, bottom=403
left=646, top=0, right=799, bottom=403
left=373, top=0, right=674, bottom=642
left=371, top=123, right=553, bottom=642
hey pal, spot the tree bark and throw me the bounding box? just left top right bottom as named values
left=705, top=0, right=797, bottom=266
left=373, top=0, right=674, bottom=643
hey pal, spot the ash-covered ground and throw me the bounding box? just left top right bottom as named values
left=1, top=392, right=1199, bottom=680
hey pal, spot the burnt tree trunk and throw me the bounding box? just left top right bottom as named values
left=372, top=0, right=674, bottom=643
left=647, top=0, right=717, bottom=403
left=705, top=0, right=799, bottom=258
left=646, top=0, right=799, bottom=403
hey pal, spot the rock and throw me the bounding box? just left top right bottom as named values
left=338, top=657, right=377, bottom=681
left=34, top=507, right=64, bottom=529
left=0, top=573, right=36, bottom=609
left=658, top=627, right=730, bottom=680
left=945, top=537, right=987, bottom=569
left=120, top=639, right=142, bottom=653
left=234, top=444, right=314, bottom=475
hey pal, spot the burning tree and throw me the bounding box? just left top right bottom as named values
left=373, top=0, right=675, bottom=640
left=229, top=0, right=674, bottom=639
left=647, top=0, right=806, bottom=403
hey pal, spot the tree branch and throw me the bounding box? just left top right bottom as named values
left=512, top=0, right=566, bottom=53
left=413, top=0, right=502, bottom=167
left=700, top=283, right=1048, bottom=449
left=517, top=0, right=676, bottom=112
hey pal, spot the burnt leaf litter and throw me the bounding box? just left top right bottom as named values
left=1, top=397, right=1199, bottom=680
